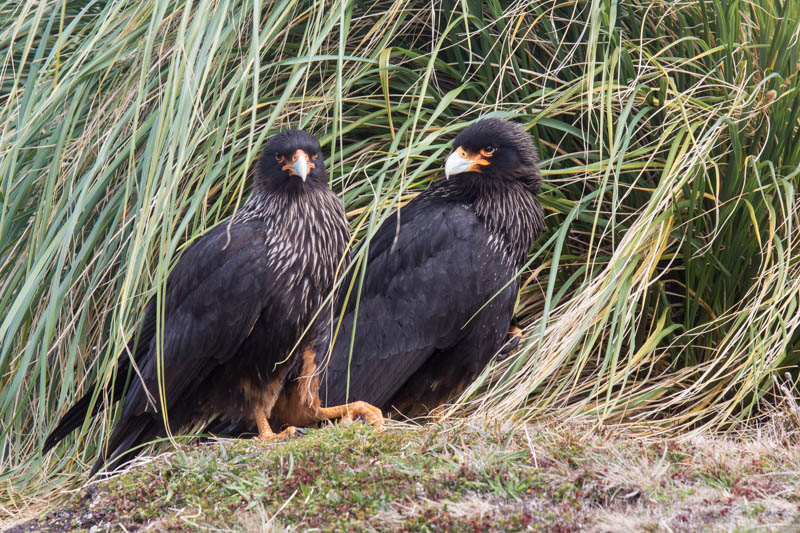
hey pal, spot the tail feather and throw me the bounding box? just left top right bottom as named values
left=92, top=416, right=161, bottom=475
left=90, top=415, right=162, bottom=475
left=43, top=359, right=132, bottom=453
left=44, top=306, right=157, bottom=454
left=44, top=391, right=102, bottom=452
left=202, top=417, right=256, bottom=438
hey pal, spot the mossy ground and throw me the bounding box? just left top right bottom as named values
left=8, top=420, right=800, bottom=531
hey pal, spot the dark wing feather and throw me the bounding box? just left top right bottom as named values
left=320, top=199, right=516, bottom=408
left=96, top=221, right=275, bottom=470
left=118, top=220, right=273, bottom=418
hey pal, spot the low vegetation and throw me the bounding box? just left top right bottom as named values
left=9, top=419, right=800, bottom=531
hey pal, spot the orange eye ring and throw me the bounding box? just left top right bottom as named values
left=274, top=153, right=284, bottom=162
left=480, top=146, right=496, bottom=157
left=311, top=153, right=318, bottom=160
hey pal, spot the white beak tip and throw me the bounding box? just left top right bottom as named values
left=291, top=157, right=310, bottom=181
left=444, top=151, right=473, bottom=179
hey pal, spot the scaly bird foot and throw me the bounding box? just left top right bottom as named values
left=255, top=426, right=298, bottom=442
left=317, top=401, right=385, bottom=431
left=351, top=401, right=384, bottom=431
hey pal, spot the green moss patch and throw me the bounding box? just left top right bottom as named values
left=10, top=421, right=800, bottom=531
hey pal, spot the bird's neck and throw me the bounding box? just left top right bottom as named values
left=233, top=183, right=323, bottom=224
left=429, top=178, right=544, bottom=267
left=233, top=184, right=348, bottom=323
left=473, top=182, right=544, bottom=266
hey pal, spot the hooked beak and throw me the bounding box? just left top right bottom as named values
left=282, top=149, right=315, bottom=181
left=444, top=146, right=490, bottom=179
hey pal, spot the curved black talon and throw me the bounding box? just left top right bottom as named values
left=497, top=326, right=523, bottom=361
left=497, top=336, right=520, bottom=361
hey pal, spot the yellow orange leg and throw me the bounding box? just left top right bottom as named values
left=501, top=326, right=523, bottom=359
left=253, top=409, right=297, bottom=441
left=316, top=401, right=384, bottom=431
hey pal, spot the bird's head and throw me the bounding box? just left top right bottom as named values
left=256, top=129, right=327, bottom=191
left=444, top=118, right=541, bottom=192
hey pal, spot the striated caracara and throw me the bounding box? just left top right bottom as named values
left=320, top=118, right=544, bottom=418
left=44, top=130, right=383, bottom=473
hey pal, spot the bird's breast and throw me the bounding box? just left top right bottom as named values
left=262, top=203, right=346, bottom=322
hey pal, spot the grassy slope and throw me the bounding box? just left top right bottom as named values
left=3, top=0, right=800, bottom=515
left=8, top=420, right=800, bottom=532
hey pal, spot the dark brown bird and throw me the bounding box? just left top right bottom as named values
left=319, top=118, right=544, bottom=417
left=44, top=129, right=383, bottom=473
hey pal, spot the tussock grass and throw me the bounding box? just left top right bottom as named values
left=1, top=0, right=799, bottom=515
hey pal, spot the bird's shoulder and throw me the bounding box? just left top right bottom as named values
left=178, top=220, right=269, bottom=263
left=352, top=196, right=513, bottom=307
left=164, top=220, right=272, bottom=308
left=365, top=196, right=492, bottom=271
left=373, top=194, right=482, bottom=245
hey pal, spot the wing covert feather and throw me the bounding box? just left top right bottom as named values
left=122, top=222, right=273, bottom=418
left=324, top=202, right=515, bottom=407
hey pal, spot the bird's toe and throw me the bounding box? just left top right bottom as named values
left=498, top=326, right=523, bottom=361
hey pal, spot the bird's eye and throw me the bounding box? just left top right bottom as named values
left=480, top=146, right=497, bottom=157
left=311, top=153, right=318, bottom=160
left=274, top=153, right=284, bottom=162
